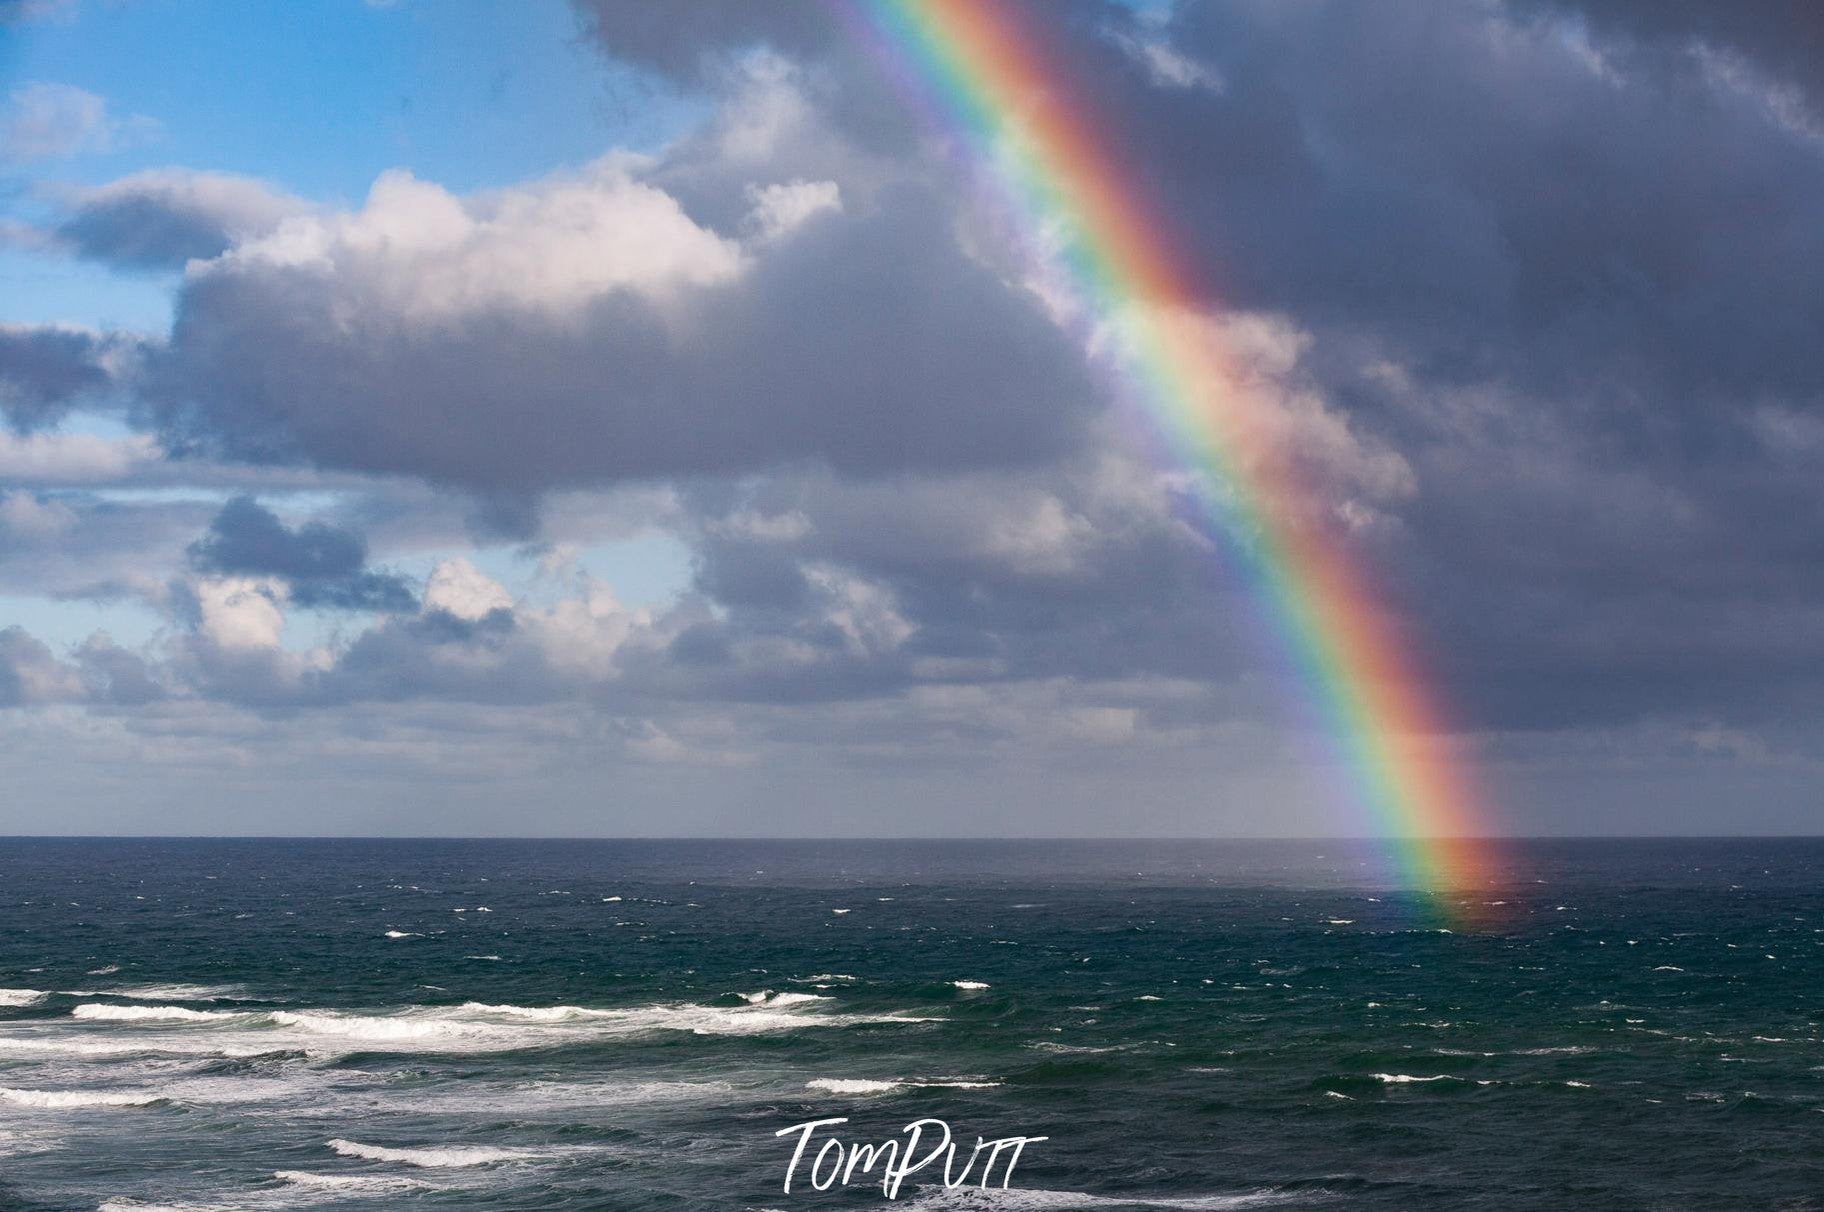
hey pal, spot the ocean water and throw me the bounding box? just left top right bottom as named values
left=1, top=838, right=1821, bottom=1211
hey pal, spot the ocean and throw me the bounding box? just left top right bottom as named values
left=0, top=837, right=1820, bottom=1210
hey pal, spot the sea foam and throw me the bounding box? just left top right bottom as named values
left=897, top=1186, right=1310, bottom=1209
left=326, top=1138, right=533, bottom=1167
left=0, top=1085, right=163, bottom=1108
left=73, top=1004, right=245, bottom=1024
left=273, top=1171, right=426, bottom=1192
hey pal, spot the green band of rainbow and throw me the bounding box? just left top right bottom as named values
left=842, top=0, right=1494, bottom=897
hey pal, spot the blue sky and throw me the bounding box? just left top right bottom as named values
left=1, top=0, right=696, bottom=329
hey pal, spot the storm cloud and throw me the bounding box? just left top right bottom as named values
left=188, top=496, right=417, bottom=613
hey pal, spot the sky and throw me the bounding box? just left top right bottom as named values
left=1, top=0, right=1821, bottom=837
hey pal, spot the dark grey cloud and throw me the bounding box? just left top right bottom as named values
left=589, top=0, right=1824, bottom=737
left=73, top=633, right=163, bottom=705
left=150, top=180, right=1097, bottom=495
left=188, top=496, right=416, bottom=612
left=1514, top=0, right=1824, bottom=116
left=572, top=0, right=841, bottom=84
left=50, top=169, right=307, bottom=271
left=0, top=324, right=132, bottom=432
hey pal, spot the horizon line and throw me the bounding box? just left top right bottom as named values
left=0, top=834, right=1819, bottom=843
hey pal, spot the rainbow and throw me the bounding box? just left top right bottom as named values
left=839, top=0, right=1494, bottom=898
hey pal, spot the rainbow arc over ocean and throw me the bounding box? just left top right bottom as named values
left=841, top=0, right=1497, bottom=900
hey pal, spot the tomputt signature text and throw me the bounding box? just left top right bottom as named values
left=776, top=1116, right=1047, bottom=1199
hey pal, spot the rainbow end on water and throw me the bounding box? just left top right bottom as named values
left=841, top=0, right=1502, bottom=913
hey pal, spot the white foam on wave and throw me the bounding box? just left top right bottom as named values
left=736, top=991, right=830, bottom=1007
left=275, top=997, right=918, bottom=1047
left=808, top=1078, right=901, bottom=1094
left=808, top=1077, right=1001, bottom=1096
left=326, top=1138, right=532, bottom=1167
left=0, top=1038, right=166, bottom=1058
left=0, top=1085, right=163, bottom=1108
left=269, top=1010, right=481, bottom=1044
left=953, top=980, right=991, bottom=990
left=0, top=995, right=933, bottom=1064
left=102, top=984, right=248, bottom=1002
left=456, top=1003, right=606, bottom=1023
left=274, top=1170, right=427, bottom=1192
left=404, top=1077, right=738, bottom=1115
left=73, top=1004, right=246, bottom=1024
left=1371, top=1073, right=1454, bottom=1084
left=0, top=988, right=48, bottom=1006
left=383, top=930, right=420, bottom=939
left=897, top=1186, right=1312, bottom=1209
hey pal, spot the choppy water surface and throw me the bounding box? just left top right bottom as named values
left=1, top=838, right=1822, bottom=1210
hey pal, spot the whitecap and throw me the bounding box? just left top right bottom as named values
left=807, top=1076, right=1002, bottom=1098
left=268, top=1009, right=481, bottom=1044
left=897, top=1186, right=1310, bottom=1209
left=73, top=1004, right=245, bottom=1024
left=1370, top=1073, right=1454, bottom=1083
left=102, top=984, right=247, bottom=1002
left=326, top=1138, right=533, bottom=1167
left=808, top=1078, right=902, bottom=1095
left=456, top=1002, right=613, bottom=1023
left=0, top=1085, right=163, bottom=1108
left=735, top=991, right=830, bottom=1007
left=273, top=1170, right=427, bottom=1191
left=0, top=989, right=48, bottom=1007
left=953, top=980, right=991, bottom=990
left=382, top=931, right=420, bottom=939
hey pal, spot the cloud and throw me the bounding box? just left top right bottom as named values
left=148, top=154, right=1097, bottom=498
left=0, top=82, right=159, bottom=161
left=187, top=496, right=417, bottom=613
left=421, top=557, right=512, bottom=622
left=48, top=170, right=310, bottom=271
left=572, top=1, right=844, bottom=85
left=1514, top=0, right=1824, bottom=121
left=0, top=324, right=139, bottom=432
left=0, top=626, right=84, bottom=705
